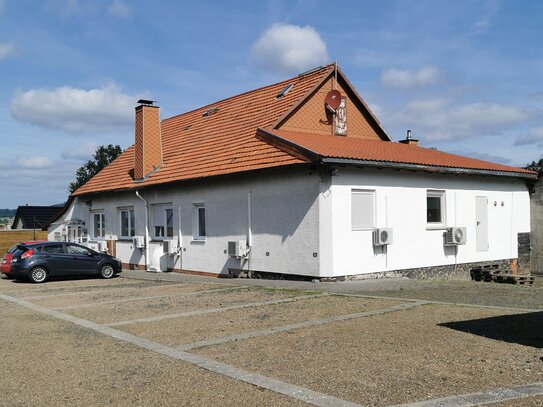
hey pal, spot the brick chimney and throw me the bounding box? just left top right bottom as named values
left=134, top=100, right=162, bottom=180
left=398, top=129, right=419, bottom=146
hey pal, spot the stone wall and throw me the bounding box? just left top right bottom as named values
left=530, top=178, right=543, bottom=275
left=345, top=258, right=515, bottom=281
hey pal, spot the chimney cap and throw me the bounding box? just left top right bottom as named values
left=137, top=99, right=156, bottom=106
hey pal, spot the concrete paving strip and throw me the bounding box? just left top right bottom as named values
left=106, top=293, right=329, bottom=327
left=0, top=280, right=144, bottom=295
left=0, top=292, right=363, bottom=407
left=175, top=301, right=428, bottom=351
left=50, top=287, right=243, bottom=311
left=389, top=382, right=543, bottom=406
left=18, top=282, right=212, bottom=300
left=333, top=293, right=543, bottom=313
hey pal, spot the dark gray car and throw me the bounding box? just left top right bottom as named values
left=9, top=241, right=122, bottom=283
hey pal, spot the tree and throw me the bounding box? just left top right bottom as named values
left=69, top=144, right=122, bottom=193
left=526, top=158, right=543, bottom=174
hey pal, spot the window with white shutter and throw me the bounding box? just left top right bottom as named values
left=351, top=190, right=375, bottom=230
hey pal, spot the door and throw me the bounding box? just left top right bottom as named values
left=65, top=244, right=99, bottom=274
left=40, top=243, right=72, bottom=276
left=476, top=196, right=489, bottom=252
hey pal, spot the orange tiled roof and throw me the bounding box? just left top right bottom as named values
left=73, top=64, right=335, bottom=196
left=258, top=129, right=536, bottom=177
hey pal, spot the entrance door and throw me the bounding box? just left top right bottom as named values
left=476, top=196, right=489, bottom=252
left=68, top=226, right=82, bottom=243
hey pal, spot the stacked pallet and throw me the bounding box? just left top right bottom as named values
left=470, top=265, right=535, bottom=285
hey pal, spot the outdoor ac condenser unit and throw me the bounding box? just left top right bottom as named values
left=373, top=228, right=393, bottom=246
left=445, top=227, right=467, bottom=245
left=87, top=240, right=98, bottom=251
left=97, top=240, right=108, bottom=253
left=163, top=240, right=175, bottom=255
left=227, top=240, right=248, bottom=258
left=133, top=236, right=145, bottom=249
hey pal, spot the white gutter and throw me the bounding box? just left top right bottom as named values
left=135, top=190, right=149, bottom=271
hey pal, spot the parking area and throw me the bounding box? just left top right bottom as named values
left=1, top=272, right=542, bottom=406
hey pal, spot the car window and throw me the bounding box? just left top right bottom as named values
left=41, top=244, right=65, bottom=254
left=66, top=244, right=91, bottom=255
left=13, top=247, right=28, bottom=257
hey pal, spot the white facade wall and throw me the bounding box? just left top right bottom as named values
left=48, top=166, right=531, bottom=278
left=50, top=168, right=321, bottom=276
left=321, top=167, right=530, bottom=277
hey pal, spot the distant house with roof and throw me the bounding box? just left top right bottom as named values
left=45, top=64, right=536, bottom=278
left=12, top=205, right=62, bottom=230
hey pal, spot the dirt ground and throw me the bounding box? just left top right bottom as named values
left=1, top=271, right=542, bottom=406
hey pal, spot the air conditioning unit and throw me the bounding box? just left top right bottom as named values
left=373, top=228, right=393, bottom=246
left=445, top=227, right=467, bottom=245
left=98, top=240, right=108, bottom=253
left=163, top=240, right=176, bottom=255
left=227, top=240, right=248, bottom=258
left=87, top=240, right=99, bottom=251
left=133, top=236, right=145, bottom=249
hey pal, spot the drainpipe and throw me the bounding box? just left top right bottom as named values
left=135, top=190, right=149, bottom=271
left=246, top=191, right=253, bottom=273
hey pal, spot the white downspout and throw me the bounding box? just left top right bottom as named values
left=246, top=191, right=253, bottom=272
left=135, top=190, right=149, bottom=271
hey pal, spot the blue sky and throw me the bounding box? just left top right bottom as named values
left=1, top=0, right=543, bottom=208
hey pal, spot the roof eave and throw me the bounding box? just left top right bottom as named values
left=321, top=158, right=538, bottom=179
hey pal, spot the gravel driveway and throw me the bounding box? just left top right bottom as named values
left=1, top=271, right=542, bottom=406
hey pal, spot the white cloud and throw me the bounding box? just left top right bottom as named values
left=252, top=23, right=329, bottom=74
left=0, top=42, right=16, bottom=60
left=515, top=127, right=543, bottom=146
left=10, top=84, right=135, bottom=134
left=108, top=0, right=130, bottom=18
left=471, top=0, right=501, bottom=34
left=389, top=98, right=530, bottom=141
left=380, top=66, right=442, bottom=89
left=17, top=156, right=54, bottom=169
left=61, top=141, right=97, bottom=160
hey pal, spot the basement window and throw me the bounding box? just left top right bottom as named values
left=351, top=190, right=375, bottom=230
left=276, top=83, right=294, bottom=99
left=427, top=190, right=446, bottom=226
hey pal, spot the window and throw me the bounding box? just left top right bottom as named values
left=66, top=244, right=91, bottom=255
left=152, top=204, right=173, bottom=239
left=351, top=190, right=375, bottom=230
left=427, top=190, right=445, bottom=226
left=193, top=203, right=206, bottom=240
left=93, top=212, right=105, bottom=238
left=40, top=244, right=65, bottom=254
left=120, top=208, right=135, bottom=238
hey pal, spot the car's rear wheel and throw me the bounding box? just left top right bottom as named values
left=100, top=264, right=114, bottom=279
left=29, top=267, right=48, bottom=283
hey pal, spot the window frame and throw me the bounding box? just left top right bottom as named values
left=193, top=203, right=206, bottom=241
left=152, top=204, right=174, bottom=240
left=351, top=189, right=376, bottom=231
left=92, top=212, right=105, bottom=239
left=119, top=208, right=135, bottom=239
left=426, top=189, right=446, bottom=228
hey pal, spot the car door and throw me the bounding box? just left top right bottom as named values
left=40, top=243, right=72, bottom=276
left=65, top=244, right=100, bottom=274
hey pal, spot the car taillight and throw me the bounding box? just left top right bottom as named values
left=21, top=249, right=34, bottom=259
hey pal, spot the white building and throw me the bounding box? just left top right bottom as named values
left=46, top=64, right=536, bottom=279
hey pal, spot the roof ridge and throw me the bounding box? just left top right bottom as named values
left=162, top=63, right=335, bottom=123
